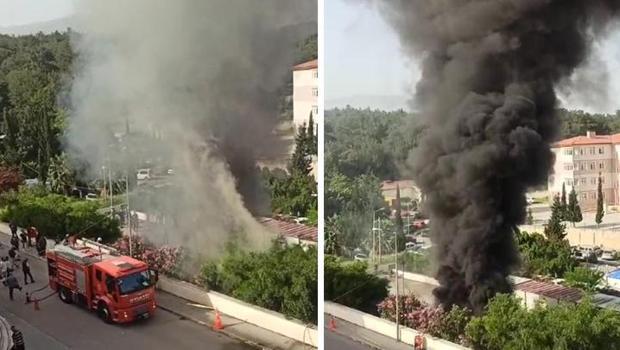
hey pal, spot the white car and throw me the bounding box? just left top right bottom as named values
left=85, top=193, right=98, bottom=201
left=354, top=253, right=368, bottom=262
left=137, top=169, right=151, bottom=180
left=601, top=250, right=616, bottom=261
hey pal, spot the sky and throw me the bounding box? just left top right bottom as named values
left=0, top=0, right=74, bottom=27
left=326, top=0, right=620, bottom=114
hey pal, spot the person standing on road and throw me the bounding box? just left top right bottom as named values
left=19, top=230, right=27, bottom=250
left=10, top=325, right=25, bottom=350
left=9, top=221, right=17, bottom=236
left=36, top=234, right=46, bottom=257
left=10, top=233, right=19, bottom=252
left=8, top=247, right=18, bottom=270
left=22, top=258, right=34, bottom=285
left=6, top=272, right=22, bottom=300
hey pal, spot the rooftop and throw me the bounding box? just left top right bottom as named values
left=381, top=179, right=417, bottom=191
left=515, top=279, right=583, bottom=302
left=293, top=59, right=318, bottom=71
left=553, top=131, right=620, bottom=147
left=259, top=217, right=317, bottom=242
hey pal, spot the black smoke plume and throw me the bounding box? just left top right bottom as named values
left=372, top=1, right=620, bottom=312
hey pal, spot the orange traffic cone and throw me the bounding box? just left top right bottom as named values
left=33, top=298, right=40, bottom=311
left=213, top=310, right=223, bottom=331
left=328, top=316, right=336, bottom=331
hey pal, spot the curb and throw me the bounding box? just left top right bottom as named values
left=157, top=304, right=268, bottom=350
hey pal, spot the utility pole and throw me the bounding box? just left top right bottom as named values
left=108, top=160, right=113, bottom=214
left=395, top=227, right=400, bottom=341
left=126, top=173, right=132, bottom=258
left=378, top=217, right=382, bottom=264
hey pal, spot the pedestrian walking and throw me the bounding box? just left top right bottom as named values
left=36, top=234, right=46, bottom=257
left=27, top=227, right=37, bottom=247
left=10, top=325, right=25, bottom=350
left=8, top=247, right=18, bottom=270
left=10, top=233, right=19, bottom=251
left=19, top=230, right=27, bottom=250
left=6, top=272, right=22, bottom=300
left=22, top=258, right=34, bottom=285
left=9, top=221, right=17, bottom=236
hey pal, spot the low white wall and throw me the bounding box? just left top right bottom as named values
left=158, top=276, right=318, bottom=347
left=396, top=270, right=440, bottom=286
left=520, top=224, right=620, bottom=250
left=325, top=302, right=469, bottom=350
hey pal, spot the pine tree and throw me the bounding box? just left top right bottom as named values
left=545, top=195, right=567, bottom=241
left=560, top=182, right=567, bottom=220
left=567, top=186, right=582, bottom=227
left=595, top=173, right=604, bottom=226
left=526, top=208, right=534, bottom=225
left=394, top=184, right=404, bottom=235
left=289, top=122, right=311, bottom=176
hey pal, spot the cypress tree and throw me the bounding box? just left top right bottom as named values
left=567, top=186, right=582, bottom=227
left=560, top=182, right=567, bottom=220
left=595, top=173, right=604, bottom=226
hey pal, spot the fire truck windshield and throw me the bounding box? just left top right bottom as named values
left=117, top=270, right=152, bottom=295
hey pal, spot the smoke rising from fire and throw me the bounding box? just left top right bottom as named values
left=66, top=1, right=316, bottom=260
left=369, top=1, right=620, bottom=312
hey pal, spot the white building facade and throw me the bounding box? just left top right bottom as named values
left=292, top=59, right=318, bottom=134
left=549, top=131, right=619, bottom=211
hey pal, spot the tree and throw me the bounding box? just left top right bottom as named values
left=596, top=173, right=605, bottom=226
left=324, top=216, right=342, bottom=255
left=526, top=208, right=533, bottom=225
left=394, top=184, right=404, bottom=235
left=324, top=256, right=389, bottom=314
left=545, top=196, right=567, bottom=241
left=289, top=122, right=311, bottom=176
left=307, top=112, right=317, bottom=155
left=564, top=267, right=604, bottom=293
left=560, top=182, right=567, bottom=220
left=517, top=231, right=576, bottom=278
left=0, top=166, right=23, bottom=193
left=566, top=186, right=583, bottom=227
left=47, top=153, right=74, bottom=195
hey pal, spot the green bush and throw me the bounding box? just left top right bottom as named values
left=564, top=267, right=604, bottom=293
left=199, top=244, right=317, bottom=324
left=466, top=294, right=620, bottom=350
left=2, top=188, right=120, bottom=242
left=324, top=256, right=389, bottom=314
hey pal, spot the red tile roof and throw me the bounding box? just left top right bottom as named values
left=293, top=59, right=318, bottom=71
left=259, top=217, right=317, bottom=242
left=553, top=133, right=620, bottom=147
left=515, top=280, right=583, bottom=302
left=381, top=180, right=416, bottom=191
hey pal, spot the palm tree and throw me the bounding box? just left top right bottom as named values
left=48, top=153, right=74, bottom=195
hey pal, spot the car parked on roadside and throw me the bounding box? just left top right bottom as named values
left=137, top=169, right=151, bottom=180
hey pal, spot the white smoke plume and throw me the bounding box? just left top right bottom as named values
left=66, top=0, right=316, bottom=261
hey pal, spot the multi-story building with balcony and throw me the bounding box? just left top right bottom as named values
left=549, top=131, right=619, bottom=211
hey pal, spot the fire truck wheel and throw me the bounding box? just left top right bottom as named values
left=98, top=303, right=112, bottom=324
left=58, top=287, right=73, bottom=304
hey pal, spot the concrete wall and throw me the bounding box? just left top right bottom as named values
left=520, top=224, right=620, bottom=250
left=158, top=276, right=318, bottom=347
left=325, top=302, right=469, bottom=350
left=397, top=270, right=440, bottom=286
left=293, top=68, right=318, bottom=131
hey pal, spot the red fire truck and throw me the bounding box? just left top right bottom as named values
left=46, top=239, right=158, bottom=323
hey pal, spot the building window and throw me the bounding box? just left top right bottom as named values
left=566, top=179, right=573, bottom=186
left=312, top=88, right=318, bottom=97
left=590, top=147, right=595, bottom=155
left=564, top=163, right=573, bottom=171
left=579, top=148, right=584, bottom=155
left=312, top=105, right=318, bottom=115
left=581, top=178, right=586, bottom=185
left=599, top=147, right=604, bottom=154
left=581, top=193, right=587, bottom=200
left=564, top=148, right=573, bottom=155
left=599, top=162, right=604, bottom=169
left=312, top=70, right=318, bottom=79
left=590, top=162, right=595, bottom=170
left=591, top=193, right=597, bottom=199
left=591, top=177, right=597, bottom=185
left=580, top=163, right=585, bottom=171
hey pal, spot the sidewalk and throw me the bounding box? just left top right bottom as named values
left=324, top=314, right=414, bottom=350
left=0, top=222, right=314, bottom=350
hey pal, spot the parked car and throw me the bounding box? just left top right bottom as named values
left=601, top=250, right=617, bottom=261
left=354, top=253, right=368, bottom=262
left=137, top=169, right=151, bottom=180
left=85, top=193, right=98, bottom=201
left=167, top=168, right=175, bottom=175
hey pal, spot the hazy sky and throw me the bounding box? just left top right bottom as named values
left=326, top=0, right=620, bottom=114
left=0, top=0, right=74, bottom=26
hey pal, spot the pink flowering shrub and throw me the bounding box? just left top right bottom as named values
left=377, top=293, right=471, bottom=345
left=113, top=235, right=182, bottom=276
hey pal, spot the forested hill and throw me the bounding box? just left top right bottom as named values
left=326, top=106, right=620, bottom=181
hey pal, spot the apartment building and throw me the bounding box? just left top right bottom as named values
left=549, top=131, right=619, bottom=211
left=293, top=59, right=318, bottom=134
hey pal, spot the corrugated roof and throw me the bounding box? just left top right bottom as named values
left=259, top=217, right=317, bottom=242
left=293, top=59, right=318, bottom=71
left=592, top=293, right=620, bottom=312
left=381, top=180, right=416, bottom=191
left=515, top=279, right=583, bottom=302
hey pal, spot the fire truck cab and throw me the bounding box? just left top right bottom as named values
left=47, top=240, right=157, bottom=324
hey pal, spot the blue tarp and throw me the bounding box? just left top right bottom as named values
left=608, top=270, right=620, bottom=280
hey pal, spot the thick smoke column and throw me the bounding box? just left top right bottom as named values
left=372, top=1, right=620, bottom=312
left=67, top=1, right=316, bottom=260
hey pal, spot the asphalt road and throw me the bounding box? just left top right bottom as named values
left=0, top=241, right=253, bottom=350
left=324, top=331, right=372, bottom=350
